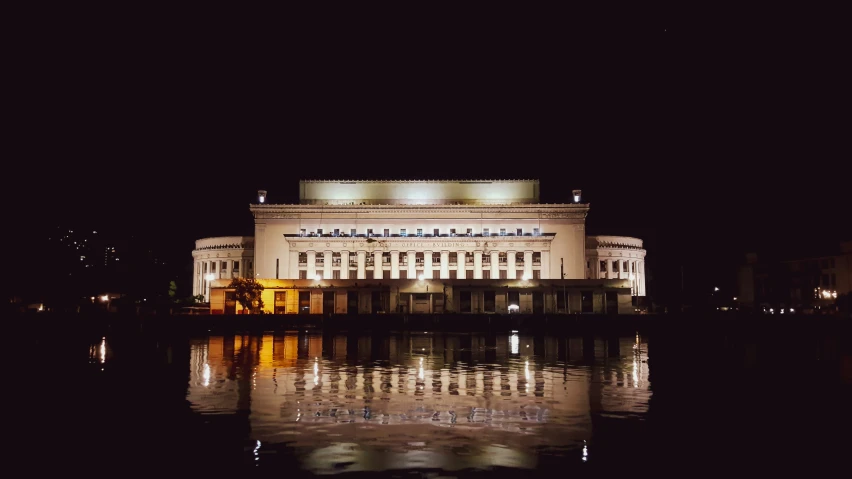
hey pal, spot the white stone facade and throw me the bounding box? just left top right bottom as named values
left=585, top=236, right=647, bottom=296
left=191, top=236, right=254, bottom=301
left=252, top=180, right=588, bottom=282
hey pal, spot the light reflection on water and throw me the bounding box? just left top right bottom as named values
left=186, top=332, right=650, bottom=473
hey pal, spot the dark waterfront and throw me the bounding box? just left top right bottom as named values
left=18, top=317, right=852, bottom=476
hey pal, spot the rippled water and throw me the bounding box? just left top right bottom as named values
left=185, top=332, right=650, bottom=473
left=20, top=322, right=852, bottom=475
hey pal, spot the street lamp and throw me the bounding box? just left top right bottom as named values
left=100, top=294, right=111, bottom=312
left=205, top=273, right=215, bottom=302
left=714, top=287, right=720, bottom=292
left=522, top=273, right=531, bottom=281
left=314, top=274, right=322, bottom=281
left=417, top=273, right=425, bottom=281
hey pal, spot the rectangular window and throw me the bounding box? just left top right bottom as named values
left=333, top=228, right=339, bottom=236
left=822, top=274, right=829, bottom=286
left=333, top=270, right=340, bottom=279
left=483, top=270, right=491, bottom=279
left=433, top=228, right=439, bottom=236
left=317, top=229, right=323, bottom=236
left=600, top=260, right=607, bottom=272
left=533, top=269, right=540, bottom=279
left=459, top=291, right=472, bottom=312
left=248, top=261, right=252, bottom=270
left=417, top=228, right=423, bottom=237
left=399, top=269, right=407, bottom=279
left=221, top=261, right=227, bottom=271
left=557, top=290, right=566, bottom=310
left=517, top=269, right=524, bottom=278
left=483, top=291, right=496, bottom=312
left=483, top=228, right=490, bottom=236
left=298, top=291, right=310, bottom=314
left=632, top=262, right=635, bottom=273
left=623, top=260, right=629, bottom=272
left=383, top=228, right=390, bottom=237
left=300, top=228, right=306, bottom=236
left=449, top=269, right=457, bottom=279
left=233, top=261, right=239, bottom=272
left=508, top=291, right=520, bottom=309
left=367, top=228, right=373, bottom=237
left=533, top=228, right=540, bottom=236
left=400, top=229, right=407, bottom=236
left=499, top=228, right=506, bottom=236
left=586, top=261, right=590, bottom=269
left=350, top=228, right=356, bottom=237
left=299, top=270, right=307, bottom=279
left=450, top=228, right=456, bottom=236
left=500, top=270, right=507, bottom=279
left=466, top=228, right=473, bottom=236
left=516, top=228, right=522, bottom=236
left=613, top=261, right=619, bottom=273
left=211, top=262, right=216, bottom=272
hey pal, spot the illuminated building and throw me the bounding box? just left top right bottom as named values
left=194, top=180, right=648, bottom=314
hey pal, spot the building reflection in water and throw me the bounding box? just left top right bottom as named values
left=186, top=331, right=651, bottom=473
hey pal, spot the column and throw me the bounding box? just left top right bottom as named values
left=507, top=250, right=516, bottom=279
left=473, top=250, right=483, bottom=279
left=340, top=251, right=350, bottom=279
left=323, top=250, right=333, bottom=280
left=524, top=251, right=533, bottom=279
left=440, top=251, right=449, bottom=279
left=391, top=250, right=400, bottom=279
left=306, top=251, right=316, bottom=279
left=423, top=250, right=433, bottom=279
left=457, top=250, right=466, bottom=279
left=357, top=251, right=366, bottom=279
left=490, top=251, right=499, bottom=278
left=373, top=250, right=383, bottom=279
left=541, top=251, right=550, bottom=279
left=407, top=251, right=416, bottom=278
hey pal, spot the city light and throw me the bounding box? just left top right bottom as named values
left=522, top=273, right=531, bottom=281
left=714, top=287, right=719, bottom=291
left=733, top=297, right=738, bottom=301
left=314, top=274, right=322, bottom=281
left=508, top=304, right=519, bottom=311
left=205, top=273, right=215, bottom=281
left=417, top=273, right=425, bottom=281
left=100, top=294, right=109, bottom=302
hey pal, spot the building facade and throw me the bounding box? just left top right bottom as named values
left=191, top=236, right=254, bottom=301
left=585, top=236, right=646, bottom=296
left=737, top=241, right=852, bottom=313
left=194, top=180, right=647, bottom=314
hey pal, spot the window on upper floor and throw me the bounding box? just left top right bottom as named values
left=483, top=228, right=490, bottom=236
left=516, top=228, right=522, bottom=236
left=384, top=228, right=390, bottom=237
left=300, top=228, right=306, bottom=236
left=623, top=260, right=629, bottom=272
left=333, top=228, right=339, bottom=236
left=533, top=228, right=540, bottom=236
left=417, top=229, right=423, bottom=237
left=600, top=260, right=607, bottom=272
left=233, top=261, right=239, bottom=271
left=433, top=228, right=439, bottom=237
left=467, top=228, right=473, bottom=236
left=400, top=228, right=407, bottom=236
left=499, top=228, right=506, bottom=236
left=367, top=228, right=373, bottom=237
left=211, top=263, right=216, bottom=272
left=613, top=261, right=619, bottom=273
left=632, top=262, right=635, bottom=273
left=350, top=228, right=356, bottom=237
left=221, top=261, right=227, bottom=271
left=450, top=228, right=456, bottom=236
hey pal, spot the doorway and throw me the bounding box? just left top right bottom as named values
left=347, top=291, right=359, bottom=314
left=323, top=291, right=335, bottom=314
left=532, top=291, right=544, bottom=314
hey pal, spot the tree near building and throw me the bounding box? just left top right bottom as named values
left=229, top=278, right=264, bottom=313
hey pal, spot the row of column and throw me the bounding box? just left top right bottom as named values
left=300, top=250, right=547, bottom=280
left=193, top=259, right=251, bottom=298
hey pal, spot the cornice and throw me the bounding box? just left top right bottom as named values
left=251, top=203, right=589, bottom=219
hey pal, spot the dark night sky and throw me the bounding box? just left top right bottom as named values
left=7, top=12, right=849, bottom=302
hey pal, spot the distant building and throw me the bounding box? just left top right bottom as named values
left=193, top=180, right=648, bottom=314
left=737, top=241, right=852, bottom=313
left=585, top=236, right=647, bottom=297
